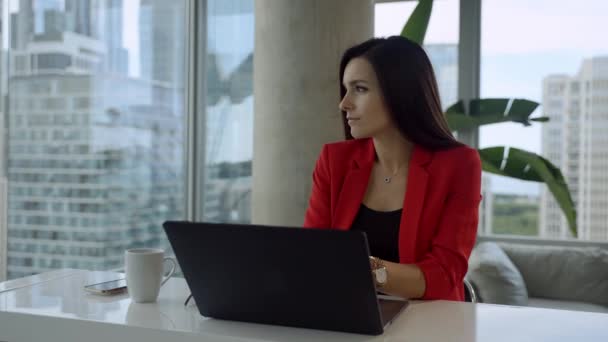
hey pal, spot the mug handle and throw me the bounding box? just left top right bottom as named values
left=160, top=257, right=177, bottom=287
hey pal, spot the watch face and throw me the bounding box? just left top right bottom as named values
left=375, top=268, right=387, bottom=284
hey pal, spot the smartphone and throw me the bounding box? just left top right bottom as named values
left=84, top=278, right=127, bottom=295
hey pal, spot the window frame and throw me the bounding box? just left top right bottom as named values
left=186, top=0, right=208, bottom=222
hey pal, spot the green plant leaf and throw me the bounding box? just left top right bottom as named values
left=445, top=100, right=465, bottom=114
left=470, top=98, right=538, bottom=124
left=400, top=0, right=433, bottom=44
left=479, top=147, right=577, bottom=237
left=444, top=98, right=545, bottom=131
left=445, top=113, right=479, bottom=131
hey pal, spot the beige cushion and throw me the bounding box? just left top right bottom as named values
left=467, top=242, right=528, bottom=305
left=500, top=243, right=608, bottom=306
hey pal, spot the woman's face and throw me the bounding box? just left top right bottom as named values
left=340, top=57, right=394, bottom=139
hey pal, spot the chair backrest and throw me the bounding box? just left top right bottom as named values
left=464, top=279, right=477, bottom=303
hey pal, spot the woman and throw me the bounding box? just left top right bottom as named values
left=303, top=36, right=482, bottom=301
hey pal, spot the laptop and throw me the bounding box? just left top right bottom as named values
left=162, top=221, right=408, bottom=335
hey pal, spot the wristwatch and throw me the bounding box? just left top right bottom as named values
left=369, top=256, right=388, bottom=287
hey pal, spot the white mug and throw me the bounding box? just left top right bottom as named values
left=125, top=248, right=177, bottom=303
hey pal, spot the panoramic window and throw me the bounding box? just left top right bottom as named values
left=4, top=0, right=188, bottom=279
left=479, top=0, right=608, bottom=241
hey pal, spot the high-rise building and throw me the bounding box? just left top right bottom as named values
left=11, top=0, right=34, bottom=49
left=540, top=56, right=608, bottom=241
left=90, top=0, right=128, bottom=74
left=65, top=0, right=92, bottom=36
left=6, top=2, right=184, bottom=279
left=139, top=0, right=185, bottom=86
left=43, top=9, right=66, bottom=35
left=1, top=0, right=7, bottom=176
left=14, top=0, right=128, bottom=73
left=1, top=0, right=8, bottom=281
left=203, top=161, right=252, bottom=223
left=0, top=176, right=6, bottom=281
left=33, top=0, right=63, bottom=34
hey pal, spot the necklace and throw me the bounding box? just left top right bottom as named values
left=384, top=175, right=397, bottom=184
left=383, top=165, right=404, bottom=184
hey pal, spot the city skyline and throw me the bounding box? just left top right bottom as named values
left=4, top=0, right=187, bottom=278
left=3, top=0, right=256, bottom=279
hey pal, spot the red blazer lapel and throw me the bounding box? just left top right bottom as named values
left=331, top=140, right=434, bottom=264
left=333, top=139, right=375, bottom=230
left=399, top=146, right=432, bottom=263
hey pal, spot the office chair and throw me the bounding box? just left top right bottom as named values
left=464, top=278, right=478, bottom=303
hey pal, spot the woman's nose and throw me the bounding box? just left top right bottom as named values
left=339, top=95, right=353, bottom=111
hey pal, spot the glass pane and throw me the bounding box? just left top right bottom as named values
left=5, top=0, right=187, bottom=279
left=1, top=1, right=7, bottom=282
left=375, top=0, right=459, bottom=109
left=479, top=0, right=608, bottom=241
left=202, top=0, right=253, bottom=224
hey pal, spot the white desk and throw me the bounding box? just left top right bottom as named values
left=1, top=269, right=607, bottom=342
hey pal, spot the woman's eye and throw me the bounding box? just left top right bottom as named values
left=355, top=86, right=367, bottom=92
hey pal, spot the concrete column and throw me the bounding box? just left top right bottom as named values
left=253, top=0, right=374, bottom=226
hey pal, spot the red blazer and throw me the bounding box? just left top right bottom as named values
left=303, top=138, right=482, bottom=301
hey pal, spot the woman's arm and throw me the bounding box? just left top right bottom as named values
left=379, top=149, right=482, bottom=299
left=303, top=145, right=331, bottom=228
left=377, top=261, right=426, bottom=298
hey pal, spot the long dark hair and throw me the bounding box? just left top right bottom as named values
left=339, top=36, right=462, bottom=150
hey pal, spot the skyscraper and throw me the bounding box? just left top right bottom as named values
left=90, top=0, right=128, bottom=74
left=540, top=56, right=608, bottom=241
left=139, top=0, right=185, bottom=85
left=65, top=0, right=92, bottom=36
left=6, top=1, right=184, bottom=279
left=33, top=0, right=63, bottom=34
left=11, top=0, right=34, bottom=49
left=0, top=0, right=6, bottom=176
left=1, top=0, right=8, bottom=281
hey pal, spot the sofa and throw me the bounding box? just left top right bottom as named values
left=466, top=241, right=608, bottom=313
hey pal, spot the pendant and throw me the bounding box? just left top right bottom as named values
left=384, top=177, right=391, bottom=183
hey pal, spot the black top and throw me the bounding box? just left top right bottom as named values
left=350, top=204, right=402, bottom=263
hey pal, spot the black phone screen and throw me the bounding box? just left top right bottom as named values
left=85, top=279, right=127, bottom=291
